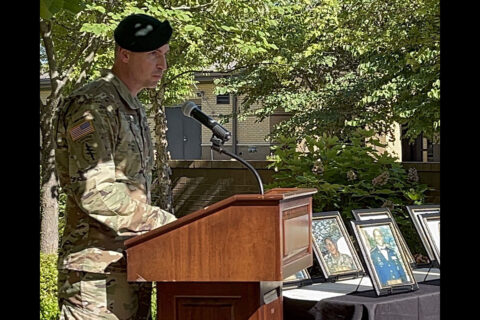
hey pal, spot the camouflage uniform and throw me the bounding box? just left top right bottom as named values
left=323, top=252, right=355, bottom=273
left=54, top=71, right=176, bottom=319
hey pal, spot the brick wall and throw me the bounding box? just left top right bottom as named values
left=169, top=160, right=440, bottom=217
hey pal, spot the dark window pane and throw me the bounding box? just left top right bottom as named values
left=216, top=94, right=230, bottom=104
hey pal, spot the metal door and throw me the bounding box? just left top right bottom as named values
left=166, top=106, right=201, bottom=159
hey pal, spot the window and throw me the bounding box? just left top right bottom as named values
left=401, top=125, right=440, bottom=162
left=216, top=94, right=230, bottom=104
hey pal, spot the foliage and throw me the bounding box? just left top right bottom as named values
left=67, top=0, right=285, bottom=107
left=57, top=190, right=67, bottom=245
left=267, top=128, right=429, bottom=253
left=215, top=0, right=440, bottom=143
left=40, top=0, right=84, bottom=20
left=40, top=253, right=59, bottom=320
left=40, top=252, right=159, bottom=319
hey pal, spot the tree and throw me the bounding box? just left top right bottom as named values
left=215, top=0, right=440, bottom=143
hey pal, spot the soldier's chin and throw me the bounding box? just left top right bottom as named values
left=147, top=80, right=160, bottom=88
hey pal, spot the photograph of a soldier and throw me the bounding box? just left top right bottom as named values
left=53, top=13, right=178, bottom=320
left=312, top=218, right=358, bottom=275
left=352, top=209, right=415, bottom=266
left=363, top=226, right=410, bottom=287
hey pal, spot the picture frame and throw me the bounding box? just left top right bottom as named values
left=418, top=212, right=440, bottom=266
left=406, top=205, right=440, bottom=266
left=282, top=269, right=311, bottom=289
left=352, top=208, right=416, bottom=267
left=311, top=211, right=364, bottom=281
left=350, top=218, right=418, bottom=296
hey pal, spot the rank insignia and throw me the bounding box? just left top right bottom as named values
left=70, top=120, right=95, bottom=141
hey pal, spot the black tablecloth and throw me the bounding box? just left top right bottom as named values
left=284, top=280, right=440, bottom=320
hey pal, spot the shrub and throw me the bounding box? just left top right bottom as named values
left=40, top=252, right=158, bottom=319
left=267, top=129, right=430, bottom=254
left=40, top=253, right=59, bottom=320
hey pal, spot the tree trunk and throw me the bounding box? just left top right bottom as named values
left=150, top=89, right=174, bottom=214
left=40, top=167, right=59, bottom=254
left=40, top=94, right=60, bottom=254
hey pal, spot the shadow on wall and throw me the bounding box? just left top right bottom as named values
left=170, top=161, right=273, bottom=217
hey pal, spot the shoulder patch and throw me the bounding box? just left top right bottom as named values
left=70, top=120, right=95, bottom=141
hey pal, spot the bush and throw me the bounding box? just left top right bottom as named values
left=267, top=129, right=430, bottom=254
left=40, top=252, right=158, bottom=319
left=40, top=253, right=59, bottom=320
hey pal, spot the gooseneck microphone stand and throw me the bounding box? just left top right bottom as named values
left=210, top=135, right=264, bottom=195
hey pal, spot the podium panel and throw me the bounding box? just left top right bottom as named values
left=281, top=196, right=312, bottom=277
left=157, top=282, right=283, bottom=320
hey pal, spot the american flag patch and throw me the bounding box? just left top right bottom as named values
left=69, top=120, right=95, bottom=141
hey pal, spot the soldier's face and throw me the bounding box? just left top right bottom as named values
left=126, top=44, right=170, bottom=89
left=374, top=230, right=384, bottom=246
left=325, top=239, right=337, bottom=255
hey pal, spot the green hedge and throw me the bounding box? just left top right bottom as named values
left=40, top=253, right=158, bottom=319
left=40, top=253, right=60, bottom=320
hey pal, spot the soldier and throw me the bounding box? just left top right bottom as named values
left=54, top=14, right=177, bottom=319
left=322, top=237, right=356, bottom=273
left=370, top=228, right=408, bottom=286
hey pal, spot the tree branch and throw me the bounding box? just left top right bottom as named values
left=40, top=19, right=60, bottom=95
left=165, top=1, right=215, bottom=11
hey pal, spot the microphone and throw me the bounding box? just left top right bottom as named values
left=181, top=101, right=231, bottom=142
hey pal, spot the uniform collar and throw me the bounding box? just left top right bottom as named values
left=102, top=70, right=142, bottom=110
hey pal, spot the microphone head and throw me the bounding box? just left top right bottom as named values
left=181, top=101, right=198, bottom=117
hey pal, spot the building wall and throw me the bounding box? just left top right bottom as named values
left=370, top=123, right=403, bottom=160
left=186, top=82, right=272, bottom=160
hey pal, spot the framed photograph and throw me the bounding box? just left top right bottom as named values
left=282, top=269, right=311, bottom=289
left=311, top=211, right=364, bottom=281
left=418, top=212, right=440, bottom=266
left=352, top=208, right=416, bottom=267
left=406, top=205, right=440, bottom=265
left=351, top=219, right=418, bottom=296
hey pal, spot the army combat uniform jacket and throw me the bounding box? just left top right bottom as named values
left=54, top=71, right=176, bottom=274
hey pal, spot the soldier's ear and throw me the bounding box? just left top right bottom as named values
left=117, top=47, right=131, bottom=63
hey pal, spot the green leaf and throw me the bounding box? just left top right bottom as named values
left=184, top=25, right=196, bottom=32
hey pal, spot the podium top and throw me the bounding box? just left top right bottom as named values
left=124, top=187, right=317, bottom=249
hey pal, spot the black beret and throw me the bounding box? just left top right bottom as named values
left=114, top=14, right=172, bottom=52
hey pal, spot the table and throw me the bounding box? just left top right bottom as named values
left=283, top=268, right=440, bottom=320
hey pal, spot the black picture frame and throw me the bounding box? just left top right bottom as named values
left=282, top=269, right=311, bottom=289
left=352, top=208, right=416, bottom=267
left=311, top=211, right=364, bottom=281
left=351, top=218, right=418, bottom=296
left=406, top=205, right=440, bottom=266
left=418, top=212, right=440, bottom=266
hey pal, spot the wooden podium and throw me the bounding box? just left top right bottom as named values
left=124, top=188, right=316, bottom=319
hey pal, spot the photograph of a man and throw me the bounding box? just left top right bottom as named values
left=369, top=228, right=408, bottom=286
left=323, top=237, right=356, bottom=273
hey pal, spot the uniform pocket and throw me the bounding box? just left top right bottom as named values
left=80, top=273, right=109, bottom=314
